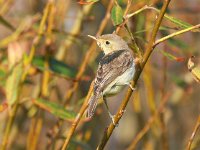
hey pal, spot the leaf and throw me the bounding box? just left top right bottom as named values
left=188, top=56, right=200, bottom=83
left=78, top=0, right=99, bottom=5
left=164, top=14, right=193, bottom=29
left=0, top=15, right=15, bottom=31
left=111, top=4, right=123, bottom=26
left=171, top=74, right=187, bottom=88
left=0, top=102, right=8, bottom=112
left=152, top=8, right=199, bottom=32
left=0, top=68, right=6, bottom=86
left=32, top=56, right=76, bottom=78
left=168, top=38, right=189, bottom=50
left=68, top=139, right=92, bottom=150
left=6, top=62, right=23, bottom=106
left=33, top=98, right=76, bottom=120
left=0, top=68, right=6, bottom=78
left=160, top=50, right=185, bottom=62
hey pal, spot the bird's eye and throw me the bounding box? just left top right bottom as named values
left=105, top=41, right=110, bottom=45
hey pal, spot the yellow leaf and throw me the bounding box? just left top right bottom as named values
left=188, top=56, right=200, bottom=83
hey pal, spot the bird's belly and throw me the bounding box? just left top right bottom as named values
left=103, top=63, right=135, bottom=96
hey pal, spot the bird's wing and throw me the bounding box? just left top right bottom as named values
left=87, top=50, right=133, bottom=118
left=94, top=49, right=133, bottom=95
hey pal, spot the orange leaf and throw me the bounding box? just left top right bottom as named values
left=0, top=102, right=8, bottom=112
left=175, top=57, right=185, bottom=62
left=78, top=0, right=98, bottom=5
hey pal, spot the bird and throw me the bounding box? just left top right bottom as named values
left=86, top=33, right=136, bottom=124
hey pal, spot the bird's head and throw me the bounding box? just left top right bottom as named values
left=88, top=34, right=129, bottom=55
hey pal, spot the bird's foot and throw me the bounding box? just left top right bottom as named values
left=109, top=114, right=118, bottom=127
left=126, top=83, right=136, bottom=91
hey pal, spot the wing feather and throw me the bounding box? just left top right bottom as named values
left=94, top=50, right=133, bottom=95
left=87, top=50, right=133, bottom=118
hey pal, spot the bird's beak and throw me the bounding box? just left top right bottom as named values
left=88, top=35, right=97, bottom=41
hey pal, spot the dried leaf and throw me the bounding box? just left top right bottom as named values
left=0, top=102, right=8, bottom=112
left=8, top=42, right=24, bottom=68
left=78, top=0, right=99, bottom=5
left=188, top=56, right=200, bottom=83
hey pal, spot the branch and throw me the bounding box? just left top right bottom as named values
left=96, top=0, right=171, bottom=149
left=63, top=0, right=115, bottom=104
left=0, top=2, right=52, bottom=150
left=154, top=24, right=200, bottom=46
left=61, top=81, right=93, bottom=150
left=61, top=1, right=115, bottom=149
left=187, top=116, right=200, bottom=150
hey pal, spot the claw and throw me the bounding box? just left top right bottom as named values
left=109, top=115, right=119, bottom=127
left=126, top=83, right=135, bottom=91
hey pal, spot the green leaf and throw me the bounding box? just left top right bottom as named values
left=0, top=68, right=6, bottom=78
left=160, top=50, right=184, bottom=62
left=33, top=98, right=76, bottom=120
left=0, top=15, right=15, bottom=31
left=170, top=74, right=187, bottom=88
left=68, top=139, right=92, bottom=150
left=111, top=4, right=123, bottom=26
left=164, top=14, right=192, bottom=29
left=32, top=56, right=76, bottom=78
left=154, top=8, right=199, bottom=32
left=6, top=62, right=23, bottom=106
left=168, top=38, right=189, bottom=50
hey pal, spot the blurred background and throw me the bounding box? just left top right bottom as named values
left=0, top=0, right=200, bottom=150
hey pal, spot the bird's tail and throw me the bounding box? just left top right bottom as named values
left=86, top=94, right=99, bottom=118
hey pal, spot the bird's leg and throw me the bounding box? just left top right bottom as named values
left=125, top=83, right=135, bottom=91
left=103, top=96, right=116, bottom=126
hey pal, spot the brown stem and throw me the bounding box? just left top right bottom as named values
left=96, top=0, right=171, bottom=149
left=48, top=1, right=115, bottom=149
left=0, top=2, right=52, bottom=150
left=61, top=81, right=94, bottom=150
left=63, top=0, right=115, bottom=105
left=187, top=116, right=200, bottom=150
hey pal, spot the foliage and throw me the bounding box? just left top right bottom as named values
left=0, top=0, right=199, bottom=150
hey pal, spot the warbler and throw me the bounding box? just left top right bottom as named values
left=87, top=34, right=136, bottom=124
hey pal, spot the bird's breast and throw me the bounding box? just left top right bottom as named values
left=103, top=63, right=135, bottom=96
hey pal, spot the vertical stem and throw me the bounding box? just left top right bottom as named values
left=63, top=0, right=115, bottom=104
left=160, top=48, right=169, bottom=150
left=0, top=2, right=52, bottom=150
left=0, top=102, right=18, bottom=150
left=96, top=0, right=171, bottom=149
left=187, top=116, right=200, bottom=150
left=61, top=82, right=94, bottom=150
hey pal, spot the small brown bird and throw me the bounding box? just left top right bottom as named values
left=87, top=34, right=136, bottom=124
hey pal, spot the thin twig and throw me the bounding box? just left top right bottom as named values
left=187, top=116, right=200, bottom=150
left=154, top=24, right=200, bottom=46
left=127, top=93, right=170, bottom=150
left=62, top=0, right=114, bottom=150
left=96, top=1, right=171, bottom=149
left=48, top=1, right=115, bottom=148
left=64, top=0, right=115, bottom=104
left=61, top=81, right=94, bottom=150
left=0, top=2, right=52, bottom=150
